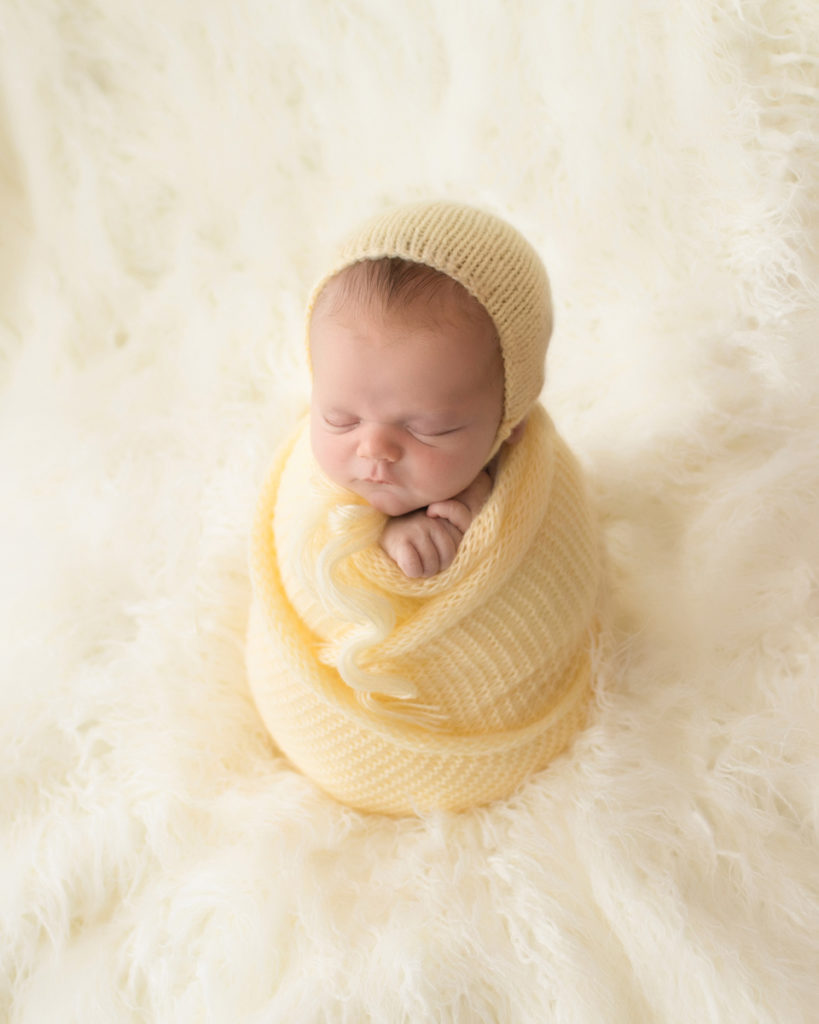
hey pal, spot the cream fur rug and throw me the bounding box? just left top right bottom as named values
left=2, top=2, right=818, bottom=1021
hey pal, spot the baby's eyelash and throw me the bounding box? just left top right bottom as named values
left=324, top=416, right=359, bottom=430
left=407, top=425, right=461, bottom=438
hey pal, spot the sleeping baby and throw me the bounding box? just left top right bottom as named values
left=246, top=201, right=604, bottom=815
left=310, top=254, right=516, bottom=579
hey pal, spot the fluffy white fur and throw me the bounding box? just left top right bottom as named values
left=2, top=1, right=818, bottom=1021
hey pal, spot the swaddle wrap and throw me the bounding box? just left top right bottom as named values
left=246, top=402, right=602, bottom=815
left=246, top=200, right=604, bottom=814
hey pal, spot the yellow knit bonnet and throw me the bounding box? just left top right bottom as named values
left=305, top=200, right=553, bottom=453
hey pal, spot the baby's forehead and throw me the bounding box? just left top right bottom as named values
left=312, top=258, right=499, bottom=343
left=310, top=304, right=504, bottom=421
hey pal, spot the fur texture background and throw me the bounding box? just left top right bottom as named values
left=2, top=2, right=818, bottom=1021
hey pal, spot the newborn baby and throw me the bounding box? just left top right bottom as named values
left=309, top=256, right=521, bottom=579
left=246, top=201, right=604, bottom=815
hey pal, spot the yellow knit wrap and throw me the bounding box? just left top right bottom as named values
left=246, top=404, right=602, bottom=815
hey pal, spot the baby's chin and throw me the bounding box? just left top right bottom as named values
left=364, top=490, right=422, bottom=517
left=351, top=480, right=434, bottom=517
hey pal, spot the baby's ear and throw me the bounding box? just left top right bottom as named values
left=506, top=419, right=527, bottom=445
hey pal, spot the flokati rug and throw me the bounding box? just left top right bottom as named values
left=2, top=2, right=818, bottom=1021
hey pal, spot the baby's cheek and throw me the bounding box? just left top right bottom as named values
left=312, top=431, right=345, bottom=483
left=414, top=446, right=460, bottom=493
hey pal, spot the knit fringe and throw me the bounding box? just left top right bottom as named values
left=305, top=482, right=447, bottom=727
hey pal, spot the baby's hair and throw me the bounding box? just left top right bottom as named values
left=314, top=257, right=499, bottom=342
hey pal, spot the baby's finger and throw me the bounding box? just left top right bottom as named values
left=426, top=499, right=471, bottom=535
left=403, top=531, right=447, bottom=578
left=395, top=539, right=424, bottom=578
left=417, top=531, right=449, bottom=577
left=428, top=521, right=459, bottom=573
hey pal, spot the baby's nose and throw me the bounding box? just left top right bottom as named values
left=357, top=425, right=400, bottom=463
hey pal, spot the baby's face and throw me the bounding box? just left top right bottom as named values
left=310, top=294, right=503, bottom=517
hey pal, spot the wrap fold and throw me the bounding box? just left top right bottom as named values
left=246, top=403, right=603, bottom=815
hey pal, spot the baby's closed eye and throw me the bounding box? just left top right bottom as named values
left=405, top=423, right=463, bottom=441
left=323, top=414, right=359, bottom=431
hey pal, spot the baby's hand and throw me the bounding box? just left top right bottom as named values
left=380, top=470, right=492, bottom=578
left=379, top=511, right=464, bottom=579
left=426, top=470, right=492, bottom=534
